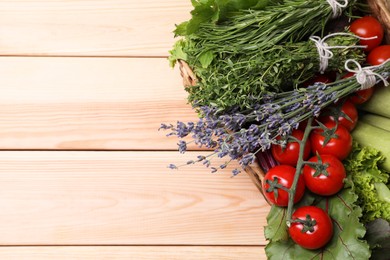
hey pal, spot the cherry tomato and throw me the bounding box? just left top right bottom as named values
left=303, top=154, right=346, bottom=196
left=298, top=119, right=317, bottom=132
left=289, top=206, right=333, bottom=250
left=350, top=16, right=384, bottom=52
left=343, top=72, right=375, bottom=104
left=367, top=45, right=390, bottom=65
left=319, top=100, right=358, bottom=131
left=271, top=130, right=311, bottom=166
left=262, top=165, right=305, bottom=207
left=349, top=88, right=375, bottom=104
left=302, top=74, right=331, bottom=87
left=310, top=122, right=352, bottom=160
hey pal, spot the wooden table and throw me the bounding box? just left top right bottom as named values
left=0, top=1, right=270, bottom=258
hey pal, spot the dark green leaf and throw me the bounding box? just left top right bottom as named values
left=265, top=182, right=370, bottom=259
left=365, top=219, right=390, bottom=260
left=264, top=206, right=288, bottom=242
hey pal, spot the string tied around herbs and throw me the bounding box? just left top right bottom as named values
left=326, top=0, right=348, bottom=18
left=310, top=32, right=378, bottom=73
left=345, top=59, right=390, bottom=90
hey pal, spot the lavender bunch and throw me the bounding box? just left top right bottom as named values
left=161, top=60, right=390, bottom=175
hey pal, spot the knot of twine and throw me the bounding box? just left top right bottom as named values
left=310, top=32, right=378, bottom=73
left=345, top=59, right=389, bottom=90
left=326, top=0, right=348, bottom=18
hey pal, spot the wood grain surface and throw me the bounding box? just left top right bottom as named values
left=0, top=246, right=266, bottom=260
left=0, top=151, right=269, bottom=245
left=0, top=0, right=270, bottom=258
left=0, top=0, right=191, bottom=57
left=0, top=57, right=198, bottom=150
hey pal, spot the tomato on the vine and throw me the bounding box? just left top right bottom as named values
left=319, top=100, right=358, bottom=131
left=271, top=129, right=311, bottom=166
left=289, top=206, right=333, bottom=250
left=367, top=45, right=390, bottom=65
left=310, top=122, right=352, bottom=160
left=262, top=165, right=305, bottom=207
left=303, top=154, right=346, bottom=196
left=350, top=16, right=384, bottom=52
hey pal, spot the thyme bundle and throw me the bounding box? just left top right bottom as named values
left=169, top=0, right=363, bottom=110
left=180, top=34, right=365, bottom=109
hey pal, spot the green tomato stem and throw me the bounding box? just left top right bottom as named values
left=286, top=117, right=314, bottom=227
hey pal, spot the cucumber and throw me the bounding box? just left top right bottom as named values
left=359, top=86, right=390, bottom=119
left=360, top=113, right=390, bottom=132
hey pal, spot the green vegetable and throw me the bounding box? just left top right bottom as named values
left=190, top=0, right=354, bottom=56
left=360, top=112, right=390, bottom=132
left=344, top=142, right=390, bottom=223
left=264, top=182, right=370, bottom=259
left=375, top=182, right=390, bottom=203
left=174, top=0, right=276, bottom=37
left=180, top=35, right=364, bottom=109
left=360, top=86, right=390, bottom=118
left=351, top=121, right=390, bottom=171
left=365, top=219, right=390, bottom=260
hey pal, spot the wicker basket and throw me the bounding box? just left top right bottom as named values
left=367, top=0, right=390, bottom=43
left=178, top=1, right=390, bottom=196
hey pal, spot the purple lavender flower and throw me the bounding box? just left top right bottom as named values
left=168, top=164, right=178, bottom=170
left=240, top=153, right=256, bottom=167
left=266, top=113, right=284, bottom=129
left=177, top=140, right=187, bottom=154
left=232, top=168, right=241, bottom=176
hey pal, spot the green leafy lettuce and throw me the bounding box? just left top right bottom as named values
left=344, top=142, right=390, bottom=223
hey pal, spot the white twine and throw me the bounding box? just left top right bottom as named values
left=326, top=0, right=348, bottom=18
left=345, top=59, right=390, bottom=90
left=310, top=32, right=378, bottom=73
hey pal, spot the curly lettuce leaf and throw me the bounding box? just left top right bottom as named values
left=344, top=142, right=390, bottom=223
left=168, top=40, right=188, bottom=67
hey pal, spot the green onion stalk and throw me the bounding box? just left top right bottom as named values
left=189, top=0, right=356, bottom=57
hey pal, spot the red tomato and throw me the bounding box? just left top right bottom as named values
left=289, top=206, right=333, bottom=250
left=319, top=100, right=358, bottom=131
left=271, top=130, right=311, bottom=166
left=349, top=88, right=375, bottom=104
left=350, top=16, right=384, bottom=52
left=310, top=122, right=352, bottom=160
left=303, top=74, right=331, bottom=87
left=303, top=154, right=346, bottom=196
left=367, top=45, right=390, bottom=65
left=343, top=72, right=375, bottom=104
left=298, top=119, right=318, bottom=132
left=262, top=165, right=305, bottom=207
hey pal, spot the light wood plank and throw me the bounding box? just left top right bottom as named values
left=0, top=151, right=269, bottom=245
left=0, top=246, right=266, bottom=259
left=0, top=57, right=199, bottom=150
left=0, top=0, right=191, bottom=56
